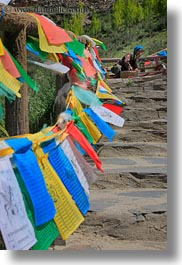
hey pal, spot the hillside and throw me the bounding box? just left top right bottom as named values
left=10, top=1, right=167, bottom=57
left=83, top=3, right=167, bottom=58
left=94, top=15, right=167, bottom=58
left=58, top=0, right=167, bottom=57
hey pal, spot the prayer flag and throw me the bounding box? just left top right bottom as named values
left=0, top=48, right=20, bottom=78
left=96, top=80, right=124, bottom=104
left=61, top=137, right=90, bottom=195
left=30, top=15, right=68, bottom=54
left=103, top=103, right=123, bottom=115
left=0, top=157, right=37, bottom=250
left=33, top=143, right=84, bottom=240
left=66, top=121, right=103, bottom=172
left=66, top=136, right=98, bottom=185
left=28, top=59, right=70, bottom=74
left=42, top=139, right=90, bottom=216
left=5, top=138, right=56, bottom=227
left=91, top=105, right=125, bottom=128
left=30, top=13, right=72, bottom=45
left=0, top=61, right=21, bottom=98
left=14, top=166, right=59, bottom=250
left=84, top=108, right=116, bottom=141
left=65, top=39, right=85, bottom=57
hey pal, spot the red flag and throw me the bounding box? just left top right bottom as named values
left=66, top=121, right=104, bottom=173
left=103, top=103, right=123, bottom=115
left=93, top=46, right=101, bottom=62
left=77, top=56, right=97, bottom=77
left=57, top=53, right=72, bottom=69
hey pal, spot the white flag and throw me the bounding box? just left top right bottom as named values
left=66, top=136, right=98, bottom=185
left=0, top=140, right=10, bottom=151
left=61, top=138, right=90, bottom=195
left=90, top=105, right=125, bottom=127
left=28, top=59, right=70, bottom=74
left=0, top=158, right=37, bottom=250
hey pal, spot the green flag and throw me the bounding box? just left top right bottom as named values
left=14, top=167, right=59, bottom=250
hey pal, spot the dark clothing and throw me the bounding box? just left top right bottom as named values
left=111, top=53, right=138, bottom=77
left=118, top=53, right=138, bottom=71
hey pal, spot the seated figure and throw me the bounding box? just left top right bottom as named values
left=111, top=45, right=144, bottom=77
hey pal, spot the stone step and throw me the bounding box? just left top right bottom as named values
left=115, top=93, right=167, bottom=106
left=123, top=106, right=167, bottom=111
left=94, top=142, right=167, bottom=157
left=107, top=76, right=167, bottom=92
left=87, top=188, right=167, bottom=243
left=92, top=171, right=167, bottom=190
left=107, top=74, right=167, bottom=83
left=120, top=119, right=167, bottom=130
left=115, top=90, right=167, bottom=99
left=108, top=94, right=167, bottom=112
left=89, top=188, right=167, bottom=216
left=101, top=128, right=167, bottom=143
left=121, top=99, right=167, bottom=110
left=122, top=93, right=167, bottom=102
left=95, top=155, right=167, bottom=174
left=121, top=107, right=166, bottom=121
left=56, top=187, right=167, bottom=250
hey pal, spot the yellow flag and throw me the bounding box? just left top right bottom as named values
left=30, top=15, right=68, bottom=54
left=0, top=147, right=14, bottom=157
left=79, top=112, right=101, bottom=144
left=27, top=131, right=45, bottom=141
left=98, top=75, right=112, bottom=92
left=0, top=60, right=21, bottom=98
left=46, top=53, right=59, bottom=62
left=96, top=80, right=123, bottom=103
left=71, top=91, right=101, bottom=144
left=0, top=38, right=4, bottom=56
left=33, top=144, right=84, bottom=240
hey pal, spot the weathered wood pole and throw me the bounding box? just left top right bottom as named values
left=4, top=29, right=29, bottom=135
left=0, top=4, right=37, bottom=135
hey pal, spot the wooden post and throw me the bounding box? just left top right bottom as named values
left=0, top=4, right=37, bottom=135
left=4, top=29, right=29, bottom=135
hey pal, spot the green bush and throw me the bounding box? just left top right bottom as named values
left=90, top=12, right=101, bottom=35
left=28, top=66, right=56, bottom=133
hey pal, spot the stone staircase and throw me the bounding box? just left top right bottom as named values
left=94, top=74, right=167, bottom=169
left=53, top=74, right=167, bottom=251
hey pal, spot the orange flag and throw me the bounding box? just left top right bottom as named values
left=31, top=13, right=72, bottom=45
left=0, top=48, right=20, bottom=78
left=77, top=56, right=97, bottom=77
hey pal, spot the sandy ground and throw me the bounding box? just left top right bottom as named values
left=51, top=171, right=167, bottom=251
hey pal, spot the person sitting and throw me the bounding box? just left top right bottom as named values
left=111, top=45, right=144, bottom=77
